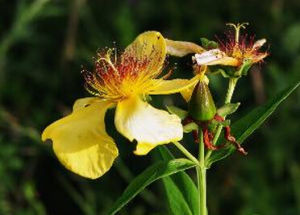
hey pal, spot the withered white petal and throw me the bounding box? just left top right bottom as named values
left=195, top=49, right=226, bottom=65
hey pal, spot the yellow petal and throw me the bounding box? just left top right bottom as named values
left=195, top=49, right=239, bottom=66
left=180, top=84, right=197, bottom=102
left=180, top=75, right=209, bottom=102
left=122, top=31, right=167, bottom=77
left=115, top=96, right=183, bottom=155
left=72, top=97, right=102, bottom=112
left=165, top=39, right=205, bottom=57
left=148, top=76, right=200, bottom=95
left=42, top=98, right=118, bottom=179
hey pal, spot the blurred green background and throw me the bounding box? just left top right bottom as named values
left=0, top=0, right=300, bottom=214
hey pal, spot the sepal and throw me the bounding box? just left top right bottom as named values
left=217, top=103, right=240, bottom=117
left=183, top=122, right=198, bottom=133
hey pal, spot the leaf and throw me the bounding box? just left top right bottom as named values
left=183, top=122, right=198, bottom=133
left=158, top=146, right=199, bottom=215
left=206, top=81, right=300, bottom=166
left=217, top=103, right=240, bottom=117
left=108, top=158, right=196, bottom=215
left=162, top=177, right=193, bottom=215
left=166, top=105, right=188, bottom=120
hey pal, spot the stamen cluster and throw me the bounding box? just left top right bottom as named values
left=82, top=46, right=164, bottom=101
left=217, top=23, right=268, bottom=65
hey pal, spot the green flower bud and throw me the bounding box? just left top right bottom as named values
left=188, top=81, right=217, bottom=121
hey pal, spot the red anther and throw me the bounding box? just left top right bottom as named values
left=224, top=126, right=247, bottom=155
left=237, top=147, right=248, bottom=155
left=203, top=128, right=218, bottom=150
left=192, top=130, right=199, bottom=143
left=214, top=114, right=225, bottom=122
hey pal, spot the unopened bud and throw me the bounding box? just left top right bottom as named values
left=188, top=81, right=217, bottom=121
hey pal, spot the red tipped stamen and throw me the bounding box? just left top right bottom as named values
left=203, top=127, right=218, bottom=150
left=224, top=126, right=247, bottom=155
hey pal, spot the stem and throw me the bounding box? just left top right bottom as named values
left=173, top=141, right=199, bottom=165
left=205, top=77, right=239, bottom=162
left=225, top=78, right=238, bottom=104
left=196, top=130, right=207, bottom=215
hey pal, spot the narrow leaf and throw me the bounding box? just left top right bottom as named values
left=162, top=177, right=193, bottom=215
left=206, top=81, right=300, bottom=166
left=108, top=159, right=195, bottom=215
left=158, top=146, right=199, bottom=215
left=217, top=103, right=240, bottom=117
left=166, top=105, right=188, bottom=119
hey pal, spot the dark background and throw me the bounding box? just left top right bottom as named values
left=0, top=0, right=300, bottom=214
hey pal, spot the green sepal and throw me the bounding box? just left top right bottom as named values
left=212, top=59, right=253, bottom=78
left=214, top=119, right=231, bottom=127
left=166, top=105, right=188, bottom=120
left=183, top=122, right=198, bottom=133
left=222, top=66, right=239, bottom=78
left=144, top=94, right=152, bottom=102
left=220, top=69, right=232, bottom=78
left=208, top=119, right=231, bottom=131
left=238, top=59, right=253, bottom=76
left=217, top=103, right=240, bottom=117
left=188, top=81, right=217, bottom=121
left=208, top=65, right=237, bottom=78
left=206, top=66, right=225, bottom=76
left=200, top=37, right=219, bottom=49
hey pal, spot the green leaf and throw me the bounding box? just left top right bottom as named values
left=217, top=103, right=240, bottom=117
left=183, top=122, right=198, bottom=133
left=166, top=105, right=188, bottom=120
left=108, top=158, right=196, bottom=215
left=158, top=146, right=199, bottom=215
left=162, top=177, right=193, bottom=215
left=206, top=81, right=300, bottom=166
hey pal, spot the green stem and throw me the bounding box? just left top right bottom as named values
left=173, top=141, right=199, bottom=165
left=205, top=77, right=239, bottom=162
left=196, top=130, right=207, bottom=215
left=225, top=78, right=238, bottom=104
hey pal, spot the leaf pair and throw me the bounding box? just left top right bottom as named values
left=108, top=155, right=196, bottom=214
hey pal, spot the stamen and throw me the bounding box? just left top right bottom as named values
left=224, top=126, right=248, bottom=155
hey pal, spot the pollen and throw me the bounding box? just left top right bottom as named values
left=82, top=45, right=165, bottom=101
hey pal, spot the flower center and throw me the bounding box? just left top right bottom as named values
left=218, top=23, right=267, bottom=64
left=82, top=48, right=164, bottom=101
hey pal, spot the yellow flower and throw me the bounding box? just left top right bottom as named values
left=195, top=23, right=268, bottom=67
left=42, top=31, right=198, bottom=179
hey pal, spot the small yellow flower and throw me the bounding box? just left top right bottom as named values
left=195, top=23, right=268, bottom=67
left=42, top=31, right=198, bottom=179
